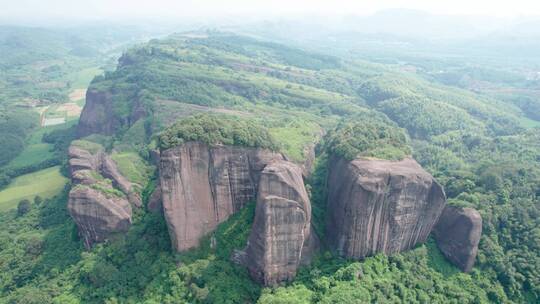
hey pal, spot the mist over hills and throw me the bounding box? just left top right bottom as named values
left=0, top=4, right=539, bottom=303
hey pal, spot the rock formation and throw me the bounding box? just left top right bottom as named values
left=78, top=90, right=121, bottom=137
left=433, top=205, right=482, bottom=272
left=69, top=186, right=132, bottom=249
left=245, top=160, right=314, bottom=286
left=326, top=156, right=446, bottom=259
left=100, top=154, right=142, bottom=207
left=78, top=89, right=146, bottom=138
left=67, top=144, right=139, bottom=248
left=159, top=142, right=284, bottom=252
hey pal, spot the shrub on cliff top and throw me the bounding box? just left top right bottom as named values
left=158, top=114, right=279, bottom=150
left=325, top=116, right=411, bottom=161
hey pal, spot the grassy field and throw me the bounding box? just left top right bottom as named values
left=6, top=121, right=77, bottom=171
left=7, top=143, right=54, bottom=169
left=269, top=119, right=321, bottom=162
left=111, top=152, right=153, bottom=185
left=0, top=166, right=68, bottom=212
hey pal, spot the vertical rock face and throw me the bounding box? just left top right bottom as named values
left=78, top=90, right=121, bottom=137
left=68, top=186, right=132, bottom=249
left=433, top=206, right=482, bottom=272
left=326, top=156, right=446, bottom=259
left=78, top=89, right=146, bottom=138
left=245, top=160, right=313, bottom=286
left=159, top=142, right=284, bottom=252
left=67, top=144, right=136, bottom=248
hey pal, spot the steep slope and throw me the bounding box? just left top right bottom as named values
left=159, top=142, right=284, bottom=251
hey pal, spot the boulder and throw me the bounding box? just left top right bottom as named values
left=326, top=156, right=446, bottom=259
left=68, top=146, right=100, bottom=175
left=433, top=205, right=482, bottom=272
left=159, top=142, right=284, bottom=252
left=68, top=186, right=132, bottom=249
left=245, top=160, right=313, bottom=286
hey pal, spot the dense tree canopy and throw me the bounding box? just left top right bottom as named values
left=324, top=115, right=411, bottom=161
left=1, top=32, right=539, bottom=303
left=158, top=113, right=279, bottom=151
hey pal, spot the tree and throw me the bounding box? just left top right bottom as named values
left=17, top=199, right=31, bottom=216
left=34, top=196, right=43, bottom=205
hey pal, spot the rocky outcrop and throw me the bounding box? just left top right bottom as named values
left=326, top=156, right=446, bottom=259
left=68, top=146, right=99, bottom=174
left=433, top=206, right=482, bottom=272
left=67, top=144, right=140, bottom=248
left=245, top=161, right=313, bottom=286
left=78, top=89, right=146, bottom=138
left=78, top=90, right=121, bottom=137
left=100, top=155, right=142, bottom=207
left=159, top=142, right=284, bottom=252
left=68, top=145, right=142, bottom=207
left=68, top=186, right=132, bottom=249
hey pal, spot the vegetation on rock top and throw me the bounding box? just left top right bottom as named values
left=158, top=113, right=280, bottom=151
left=324, top=115, right=411, bottom=161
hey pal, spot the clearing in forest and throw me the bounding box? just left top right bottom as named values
left=0, top=166, right=68, bottom=212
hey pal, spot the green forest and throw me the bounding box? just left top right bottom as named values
left=0, top=25, right=538, bottom=304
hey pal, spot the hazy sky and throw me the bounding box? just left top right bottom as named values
left=1, top=0, right=540, bottom=22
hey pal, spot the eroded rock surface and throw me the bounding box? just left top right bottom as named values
left=68, top=146, right=99, bottom=174
left=78, top=90, right=121, bottom=137
left=326, top=156, right=446, bottom=259
left=68, top=186, right=132, bottom=249
left=245, top=160, right=313, bottom=286
left=67, top=144, right=137, bottom=248
left=78, top=89, right=146, bottom=138
left=101, top=155, right=142, bottom=207
left=433, top=205, right=482, bottom=272
left=159, top=142, right=284, bottom=252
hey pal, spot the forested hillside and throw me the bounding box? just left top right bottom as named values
left=0, top=25, right=154, bottom=190
left=0, top=32, right=538, bottom=303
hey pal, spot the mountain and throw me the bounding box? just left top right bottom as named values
left=0, top=32, right=538, bottom=303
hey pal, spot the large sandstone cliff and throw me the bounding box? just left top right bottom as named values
left=67, top=145, right=139, bottom=248
left=245, top=160, right=314, bottom=286
left=433, top=205, right=482, bottom=272
left=158, top=142, right=284, bottom=252
left=326, top=156, right=446, bottom=259
left=78, top=89, right=146, bottom=138
left=78, top=90, right=121, bottom=137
